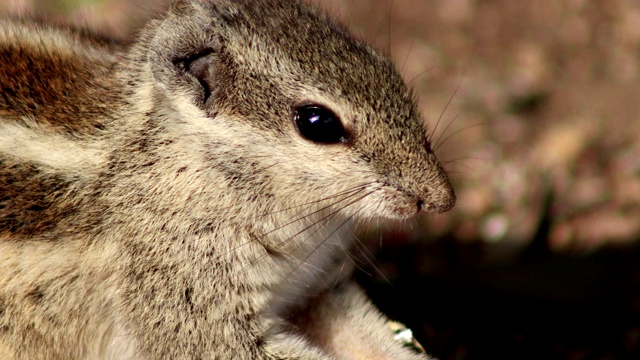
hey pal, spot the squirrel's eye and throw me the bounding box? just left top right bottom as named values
left=293, top=104, right=347, bottom=144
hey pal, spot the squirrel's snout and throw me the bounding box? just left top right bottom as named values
left=418, top=193, right=455, bottom=214
left=417, top=176, right=456, bottom=214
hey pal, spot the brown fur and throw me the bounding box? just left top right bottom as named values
left=0, top=1, right=454, bottom=359
left=0, top=19, right=124, bottom=136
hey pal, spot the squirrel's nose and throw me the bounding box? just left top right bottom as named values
left=417, top=177, right=456, bottom=214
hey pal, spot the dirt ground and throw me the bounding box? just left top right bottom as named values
left=2, top=0, right=639, bottom=359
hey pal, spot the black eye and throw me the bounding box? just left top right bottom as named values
left=293, top=104, right=347, bottom=144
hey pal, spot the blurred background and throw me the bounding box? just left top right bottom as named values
left=2, top=0, right=639, bottom=358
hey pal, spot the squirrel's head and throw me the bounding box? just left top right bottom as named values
left=134, top=0, right=455, bottom=222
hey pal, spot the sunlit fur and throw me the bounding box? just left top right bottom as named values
left=0, top=1, right=454, bottom=359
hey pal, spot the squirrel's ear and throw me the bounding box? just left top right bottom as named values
left=148, top=2, right=226, bottom=107
left=173, top=49, right=218, bottom=105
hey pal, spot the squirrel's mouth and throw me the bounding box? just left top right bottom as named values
left=352, top=182, right=455, bottom=221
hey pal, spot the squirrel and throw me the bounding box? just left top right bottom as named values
left=0, top=0, right=455, bottom=359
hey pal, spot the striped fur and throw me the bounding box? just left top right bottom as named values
left=0, top=1, right=454, bottom=359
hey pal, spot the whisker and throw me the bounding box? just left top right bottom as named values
left=329, top=211, right=377, bottom=279
left=441, top=155, right=489, bottom=164
left=401, top=38, right=415, bottom=75
left=443, top=168, right=476, bottom=176
left=430, top=81, right=461, bottom=146
left=406, top=65, right=436, bottom=88
left=207, top=185, right=371, bottom=265
left=282, top=193, right=374, bottom=284
left=433, top=121, right=485, bottom=153
left=387, top=0, right=394, bottom=55
left=258, top=186, right=370, bottom=238
left=249, top=183, right=371, bottom=220
left=340, top=245, right=372, bottom=277
left=350, top=200, right=393, bottom=285
left=331, top=259, right=352, bottom=288
left=231, top=187, right=377, bottom=275
left=266, top=189, right=377, bottom=256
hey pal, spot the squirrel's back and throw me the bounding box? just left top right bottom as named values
left=0, top=19, right=124, bottom=239
left=0, top=19, right=123, bottom=134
